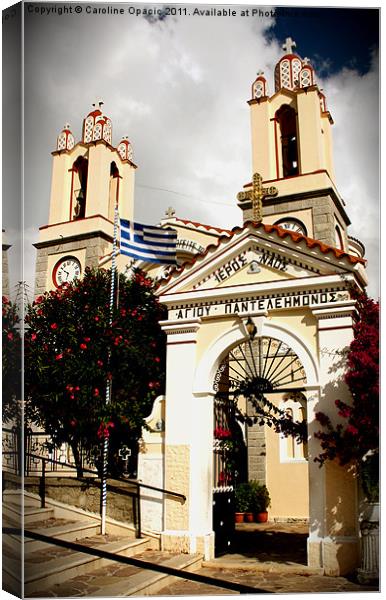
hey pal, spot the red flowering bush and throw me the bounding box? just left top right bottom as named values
left=2, top=296, right=22, bottom=423
left=25, top=268, right=166, bottom=476
left=314, top=290, right=379, bottom=497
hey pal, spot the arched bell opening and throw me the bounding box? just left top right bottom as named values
left=276, top=104, right=300, bottom=177
left=71, top=155, right=89, bottom=220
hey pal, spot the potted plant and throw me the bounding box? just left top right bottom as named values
left=234, top=483, right=251, bottom=523
left=249, top=480, right=271, bottom=523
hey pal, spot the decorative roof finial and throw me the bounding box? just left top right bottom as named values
left=282, top=37, right=297, bottom=54
left=92, top=99, right=104, bottom=110
left=257, top=70, right=265, bottom=77
left=63, top=123, right=71, bottom=130
left=303, top=57, right=310, bottom=65
left=165, top=206, right=176, bottom=218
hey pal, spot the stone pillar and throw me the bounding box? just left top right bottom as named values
left=160, top=320, right=215, bottom=559
left=308, top=304, right=360, bottom=576
left=357, top=504, right=379, bottom=584
left=137, top=396, right=165, bottom=533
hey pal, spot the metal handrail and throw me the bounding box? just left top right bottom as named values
left=13, top=452, right=185, bottom=538
left=25, top=452, right=186, bottom=499
left=3, top=527, right=269, bottom=595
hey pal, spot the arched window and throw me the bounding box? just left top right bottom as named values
left=72, top=156, right=88, bottom=220
left=279, top=395, right=307, bottom=462
left=276, top=105, right=299, bottom=178
left=109, top=161, right=120, bottom=220
left=335, top=225, right=344, bottom=251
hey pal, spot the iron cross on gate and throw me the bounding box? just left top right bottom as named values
left=237, top=173, right=278, bottom=222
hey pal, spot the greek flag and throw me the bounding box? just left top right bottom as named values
left=120, top=219, right=177, bottom=264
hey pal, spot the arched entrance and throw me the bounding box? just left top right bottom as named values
left=211, top=331, right=309, bottom=555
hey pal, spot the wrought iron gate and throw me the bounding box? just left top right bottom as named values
left=212, top=395, right=236, bottom=555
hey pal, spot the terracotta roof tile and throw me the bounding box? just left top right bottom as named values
left=173, top=218, right=232, bottom=235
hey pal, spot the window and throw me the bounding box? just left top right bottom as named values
left=279, top=395, right=307, bottom=462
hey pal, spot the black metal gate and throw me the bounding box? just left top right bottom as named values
left=212, top=395, right=236, bottom=555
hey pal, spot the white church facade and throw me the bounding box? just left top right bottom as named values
left=33, top=38, right=368, bottom=576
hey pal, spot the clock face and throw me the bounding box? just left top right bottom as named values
left=275, top=219, right=307, bottom=236
left=53, top=257, right=81, bottom=287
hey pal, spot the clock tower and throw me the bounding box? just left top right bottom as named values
left=34, top=103, right=137, bottom=295
left=239, top=37, right=364, bottom=258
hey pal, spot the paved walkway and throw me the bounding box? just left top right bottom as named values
left=25, top=522, right=379, bottom=596
left=157, top=567, right=378, bottom=595
left=158, top=522, right=378, bottom=596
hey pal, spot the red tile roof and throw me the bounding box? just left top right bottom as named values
left=173, top=217, right=232, bottom=235
left=159, top=220, right=366, bottom=287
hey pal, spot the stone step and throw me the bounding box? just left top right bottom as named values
left=7, top=520, right=101, bottom=553
left=3, top=503, right=55, bottom=525
left=202, top=558, right=324, bottom=576
left=23, top=535, right=151, bottom=596
left=27, top=551, right=203, bottom=597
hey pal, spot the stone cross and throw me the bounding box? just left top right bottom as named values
left=165, top=206, right=176, bottom=218
left=256, top=70, right=265, bottom=77
left=119, top=446, right=131, bottom=460
left=92, top=99, right=104, bottom=109
left=63, top=123, right=71, bottom=130
left=237, top=173, right=278, bottom=222
left=303, top=57, right=310, bottom=65
left=119, top=445, right=131, bottom=477
left=282, top=37, right=296, bottom=54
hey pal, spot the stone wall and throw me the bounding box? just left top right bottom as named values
left=246, top=421, right=266, bottom=483
left=34, top=234, right=110, bottom=296
left=5, top=474, right=136, bottom=524
left=2, top=246, right=10, bottom=297
left=242, top=191, right=349, bottom=249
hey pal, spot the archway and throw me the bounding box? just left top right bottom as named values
left=192, top=319, right=318, bottom=557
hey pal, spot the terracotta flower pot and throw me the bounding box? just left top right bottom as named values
left=244, top=512, right=254, bottom=523
left=256, top=511, right=268, bottom=523
left=235, top=512, right=244, bottom=523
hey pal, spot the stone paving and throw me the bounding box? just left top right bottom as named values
left=157, top=567, right=378, bottom=595
left=157, top=522, right=379, bottom=596
left=25, top=522, right=379, bottom=597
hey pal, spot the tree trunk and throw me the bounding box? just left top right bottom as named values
left=70, top=440, right=83, bottom=477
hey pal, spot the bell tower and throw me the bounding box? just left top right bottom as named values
left=34, top=103, right=137, bottom=295
left=239, top=37, right=361, bottom=256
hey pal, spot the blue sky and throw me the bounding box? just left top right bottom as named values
left=271, top=7, right=378, bottom=75
left=2, top=2, right=380, bottom=299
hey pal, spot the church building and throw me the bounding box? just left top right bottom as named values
left=34, top=38, right=367, bottom=576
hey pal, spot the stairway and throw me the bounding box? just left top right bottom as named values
left=2, top=491, right=203, bottom=597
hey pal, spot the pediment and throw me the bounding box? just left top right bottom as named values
left=159, top=227, right=340, bottom=295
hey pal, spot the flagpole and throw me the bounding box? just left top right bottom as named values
left=100, top=201, right=119, bottom=535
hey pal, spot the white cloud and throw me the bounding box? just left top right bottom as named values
left=4, top=9, right=378, bottom=298
left=321, top=53, right=379, bottom=297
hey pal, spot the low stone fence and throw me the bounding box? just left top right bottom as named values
left=4, top=472, right=136, bottom=524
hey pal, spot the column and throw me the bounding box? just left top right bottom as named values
left=308, top=304, right=360, bottom=575
left=160, top=320, right=215, bottom=559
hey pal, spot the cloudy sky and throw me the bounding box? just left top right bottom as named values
left=2, top=2, right=379, bottom=299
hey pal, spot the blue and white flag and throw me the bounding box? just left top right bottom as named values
left=120, top=219, right=177, bottom=264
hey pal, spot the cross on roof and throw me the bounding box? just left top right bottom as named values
left=303, top=57, right=310, bottom=65
left=237, top=173, right=278, bottom=222
left=165, top=206, right=176, bottom=218
left=92, top=99, right=104, bottom=109
left=256, top=70, right=265, bottom=77
left=63, top=123, right=71, bottom=130
left=282, top=37, right=297, bottom=54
